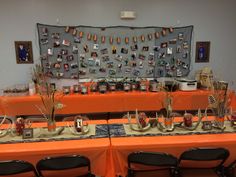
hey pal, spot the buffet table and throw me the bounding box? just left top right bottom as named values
left=0, top=120, right=113, bottom=177
left=0, top=90, right=214, bottom=116
left=108, top=118, right=236, bottom=177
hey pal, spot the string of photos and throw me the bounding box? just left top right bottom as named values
left=37, top=24, right=193, bottom=79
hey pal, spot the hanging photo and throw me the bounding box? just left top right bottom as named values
left=102, top=56, right=110, bottom=62
left=57, top=54, right=63, bottom=62
left=131, top=44, right=138, bottom=51
left=51, top=33, right=60, bottom=39
left=133, top=36, right=137, bottom=43
left=54, top=63, right=61, bottom=69
left=87, top=33, right=92, bottom=40
left=116, top=37, right=121, bottom=44
left=88, top=58, right=95, bottom=66
left=100, top=48, right=108, bottom=55
left=125, top=37, right=129, bottom=44
left=169, top=39, right=177, bottom=44
left=83, top=44, right=89, bottom=53
left=71, top=73, right=79, bottom=79
left=161, top=42, right=168, bottom=48
left=112, top=46, right=117, bottom=54
left=183, top=41, right=189, bottom=49
left=53, top=40, right=60, bottom=47
left=72, top=29, right=77, bottom=36
left=15, top=41, right=34, bottom=64
left=62, top=39, right=70, bottom=46
left=109, top=37, right=113, bottom=44
left=121, top=48, right=128, bottom=54
left=40, top=38, right=48, bottom=45
left=178, top=33, right=184, bottom=40
left=167, top=47, right=173, bottom=55
left=142, top=46, right=149, bottom=51
left=155, top=32, right=160, bottom=39
left=72, top=45, right=79, bottom=54
left=101, top=36, right=106, bottom=43
left=93, top=34, right=98, bottom=42
left=131, top=53, right=137, bottom=60
left=148, top=34, right=152, bottom=40
left=93, top=44, right=99, bottom=50
left=153, top=46, right=160, bottom=52
left=95, top=59, right=101, bottom=66
left=71, top=63, right=78, bottom=69
left=148, top=53, right=154, bottom=60
left=42, top=27, right=48, bottom=36
left=138, top=54, right=146, bottom=60
left=61, top=49, right=68, bottom=55
left=91, top=52, right=98, bottom=58
left=195, top=41, right=210, bottom=63
left=66, top=55, right=74, bottom=61
left=48, top=48, right=53, bottom=55
left=64, top=63, right=69, bottom=71
left=115, top=54, right=123, bottom=62
left=74, top=36, right=81, bottom=43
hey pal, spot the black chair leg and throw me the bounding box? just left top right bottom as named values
left=127, top=169, right=134, bottom=177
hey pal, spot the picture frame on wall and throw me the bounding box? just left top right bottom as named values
left=195, top=41, right=210, bottom=63
left=15, top=41, right=34, bottom=64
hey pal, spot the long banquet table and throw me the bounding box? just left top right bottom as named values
left=0, top=120, right=113, bottom=177
left=0, top=90, right=216, bottom=116
left=108, top=118, right=236, bottom=177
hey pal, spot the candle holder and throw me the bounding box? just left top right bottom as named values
left=176, top=110, right=203, bottom=131
left=231, top=111, right=236, bottom=127
left=127, top=110, right=151, bottom=132
left=65, top=115, right=89, bottom=135
left=183, top=113, right=193, bottom=127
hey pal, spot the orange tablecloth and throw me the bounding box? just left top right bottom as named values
left=0, top=120, right=112, bottom=177
left=0, top=90, right=214, bottom=116
left=108, top=119, right=236, bottom=177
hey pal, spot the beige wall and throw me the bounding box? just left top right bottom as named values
left=0, top=0, right=235, bottom=89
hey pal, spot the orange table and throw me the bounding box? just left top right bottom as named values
left=0, top=90, right=213, bottom=116
left=108, top=119, right=236, bottom=177
left=0, top=120, right=112, bottom=177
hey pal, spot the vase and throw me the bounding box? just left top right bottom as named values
left=215, top=116, right=224, bottom=128
left=183, top=113, right=193, bottom=127
left=47, top=119, right=56, bottom=132
left=164, top=117, right=174, bottom=129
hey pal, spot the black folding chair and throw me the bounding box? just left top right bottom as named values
left=36, top=155, right=95, bottom=177
left=178, top=147, right=230, bottom=177
left=225, top=160, right=236, bottom=177
left=127, top=151, right=179, bottom=177
left=0, top=160, right=39, bottom=176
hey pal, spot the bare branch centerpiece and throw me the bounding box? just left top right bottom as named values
left=32, top=64, right=64, bottom=132
left=206, top=81, right=229, bottom=129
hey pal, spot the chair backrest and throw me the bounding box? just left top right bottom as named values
left=0, top=160, right=38, bottom=176
left=179, top=147, right=230, bottom=168
left=226, top=160, right=236, bottom=177
left=36, top=155, right=91, bottom=176
left=128, top=151, right=178, bottom=168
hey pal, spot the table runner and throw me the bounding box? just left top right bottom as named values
left=0, top=124, right=109, bottom=144
left=109, top=121, right=236, bottom=137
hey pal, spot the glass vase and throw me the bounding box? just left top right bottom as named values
left=164, top=117, right=174, bottom=129
left=47, top=119, right=56, bottom=132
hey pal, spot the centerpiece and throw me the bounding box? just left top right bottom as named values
left=206, top=81, right=229, bottom=130
left=32, top=64, right=64, bottom=132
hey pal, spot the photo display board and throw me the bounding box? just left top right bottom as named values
left=37, top=24, right=193, bottom=79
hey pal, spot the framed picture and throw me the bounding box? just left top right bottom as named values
left=15, top=41, right=34, bottom=64
left=195, top=41, right=210, bottom=63
left=22, top=128, right=34, bottom=139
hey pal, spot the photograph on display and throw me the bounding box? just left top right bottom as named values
left=195, top=41, right=210, bottom=63
left=15, top=41, right=34, bottom=64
